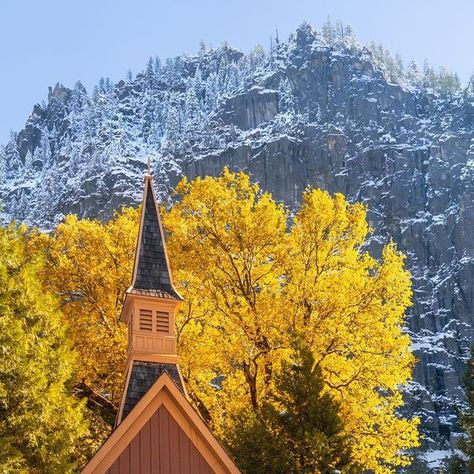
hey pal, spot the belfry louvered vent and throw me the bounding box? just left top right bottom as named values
left=139, top=309, right=153, bottom=331
left=156, top=311, right=169, bottom=334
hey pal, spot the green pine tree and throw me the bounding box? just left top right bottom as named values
left=0, top=224, right=87, bottom=473
left=450, top=346, right=474, bottom=473
left=227, top=341, right=361, bottom=474
left=448, top=453, right=467, bottom=474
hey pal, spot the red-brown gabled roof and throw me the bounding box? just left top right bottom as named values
left=81, top=373, right=240, bottom=474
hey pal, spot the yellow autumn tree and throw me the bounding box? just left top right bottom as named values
left=163, top=169, right=419, bottom=473
left=36, top=169, right=418, bottom=472
left=283, top=190, right=419, bottom=471
left=38, top=209, right=139, bottom=404
left=165, top=170, right=289, bottom=424
left=0, top=223, right=88, bottom=473
left=32, top=207, right=140, bottom=455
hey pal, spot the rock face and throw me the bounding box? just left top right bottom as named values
left=1, top=22, right=474, bottom=466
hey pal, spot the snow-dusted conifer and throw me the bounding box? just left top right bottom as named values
left=145, top=57, right=155, bottom=89
left=322, top=17, right=335, bottom=43
left=279, top=78, right=295, bottom=113
left=184, top=86, right=201, bottom=139
left=0, top=145, right=6, bottom=185
left=5, top=133, right=21, bottom=179
left=162, top=101, right=182, bottom=153
left=154, top=56, right=161, bottom=76
left=407, top=60, right=422, bottom=87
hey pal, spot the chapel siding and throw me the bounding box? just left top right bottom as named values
left=106, top=405, right=214, bottom=474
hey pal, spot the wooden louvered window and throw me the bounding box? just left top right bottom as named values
left=139, top=309, right=153, bottom=331
left=156, top=311, right=169, bottom=334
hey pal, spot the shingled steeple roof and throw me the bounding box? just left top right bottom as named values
left=130, top=175, right=181, bottom=300
left=84, top=170, right=240, bottom=473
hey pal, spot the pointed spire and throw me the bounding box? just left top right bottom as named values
left=117, top=170, right=185, bottom=426
left=130, top=174, right=181, bottom=300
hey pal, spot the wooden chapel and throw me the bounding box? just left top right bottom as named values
left=81, top=172, right=240, bottom=474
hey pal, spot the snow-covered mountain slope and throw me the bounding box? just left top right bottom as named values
left=1, top=22, right=474, bottom=468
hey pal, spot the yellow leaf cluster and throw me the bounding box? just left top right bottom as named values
left=163, top=170, right=419, bottom=473
left=35, top=208, right=140, bottom=406
left=35, top=169, right=418, bottom=472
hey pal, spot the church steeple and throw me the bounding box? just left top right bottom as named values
left=82, top=168, right=241, bottom=474
left=116, top=171, right=185, bottom=425
left=129, top=174, right=181, bottom=300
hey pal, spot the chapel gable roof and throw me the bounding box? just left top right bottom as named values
left=81, top=373, right=240, bottom=474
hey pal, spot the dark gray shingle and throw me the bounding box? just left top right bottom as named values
left=133, top=180, right=181, bottom=300
left=122, top=361, right=185, bottom=420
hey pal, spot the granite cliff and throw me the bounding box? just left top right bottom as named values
left=1, top=22, right=473, bottom=469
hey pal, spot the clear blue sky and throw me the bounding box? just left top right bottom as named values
left=1, top=0, right=473, bottom=144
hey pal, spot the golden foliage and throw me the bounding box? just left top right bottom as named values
left=165, top=171, right=288, bottom=420
left=37, top=169, right=418, bottom=472
left=164, top=170, right=419, bottom=473
left=35, top=208, right=139, bottom=406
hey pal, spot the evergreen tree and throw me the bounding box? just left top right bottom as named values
left=145, top=57, right=155, bottom=89
left=335, top=20, right=346, bottom=42
left=0, top=224, right=87, bottom=473
left=278, top=78, right=295, bottom=112
left=383, top=50, right=399, bottom=83
left=274, top=29, right=283, bottom=62
left=395, top=53, right=405, bottom=80
left=407, top=59, right=422, bottom=87
left=71, top=81, right=88, bottom=114
left=343, top=24, right=356, bottom=47
left=92, top=84, right=100, bottom=102
left=217, top=59, right=229, bottom=92
left=451, top=346, right=474, bottom=473
left=227, top=342, right=360, bottom=474
left=98, top=77, right=106, bottom=93
left=249, top=44, right=266, bottom=69
left=153, top=56, right=161, bottom=76
left=376, top=42, right=385, bottom=63
left=322, top=17, right=335, bottom=43
left=22, top=151, right=33, bottom=179
left=226, top=63, right=240, bottom=94
left=184, top=85, right=202, bottom=140
left=437, top=67, right=461, bottom=97
left=198, top=40, right=207, bottom=55
left=0, top=145, right=6, bottom=184
left=162, top=101, right=182, bottom=153
left=4, top=133, right=22, bottom=179
left=465, top=74, right=474, bottom=98
left=422, top=60, right=436, bottom=90
left=24, top=135, right=49, bottom=177
left=104, top=77, right=113, bottom=92
left=204, top=72, right=219, bottom=111
left=193, top=66, right=204, bottom=99
left=69, top=81, right=90, bottom=140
